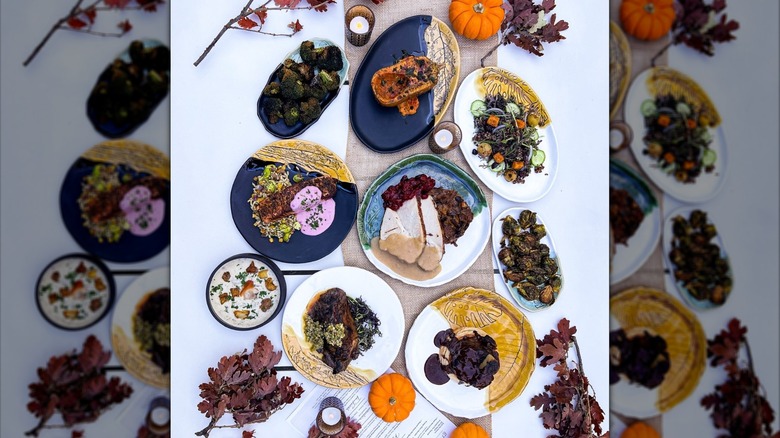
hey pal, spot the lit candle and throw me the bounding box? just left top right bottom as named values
left=349, top=16, right=370, bottom=34
left=321, top=407, right=342, bottom=426
left=609, top=128, right=623, bottom=148
left=150, top=406, right=170, bottom=425
left=434, top=129, right=453, bottom=148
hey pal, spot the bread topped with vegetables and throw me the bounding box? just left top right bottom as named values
left=370, top=55, right=441, bottom=115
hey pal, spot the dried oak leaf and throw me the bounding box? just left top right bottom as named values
left=238, top=16, right=258, bottom=29
left=274, top=0, right=302, bottom=7
left=249, top=336, right=282, bottom=373
left=538, top=338, right=567, bottom=367
left=117, top=19, right=133, bottom=33
left=288, top=19, right=304, bottom=33
left=67, top=17, right=88, bottom=29
left=105, top=0, right=133, bottom=8
left=254, top=9, right=268, bottom=24
left=307, top=0, right=335, bottom=12
left=243, top=431, right=256, bottom=438
left=78, top=335, right=111, bottom=372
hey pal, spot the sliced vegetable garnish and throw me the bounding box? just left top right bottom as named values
left=701, top=149, right=717, bottom=166
left=531, top=149, right=546, bottom=166
left=470, top=99, right=487, bottom=117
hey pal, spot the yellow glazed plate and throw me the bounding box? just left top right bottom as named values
left=405, top=287, right=535, bottom=418
left=111, top=267, right=170, bottom=389
left=610, top=286, right=706, bottom=418
left=609, top=21, right=631, bottom=120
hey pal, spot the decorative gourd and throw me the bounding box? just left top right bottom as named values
left=368, top=373, right=416, bottom=422
left=620, top=421, right=660, bottom=438
left=619, top=0, right=676, bottom=41
left=449, top=0, right=505, bottom=41
left=450, top=422, right=489, bottom=438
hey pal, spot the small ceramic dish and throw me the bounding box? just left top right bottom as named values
left=206, top=253, right=286, bottom=330
left=35, top=253, right=115, bottom=330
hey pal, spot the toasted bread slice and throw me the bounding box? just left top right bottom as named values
left=371, top=56, right=440, bottom=108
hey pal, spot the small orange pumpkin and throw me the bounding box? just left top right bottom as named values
left=449, top=0, right=505, bottom=40
left=368, top=373, right=416, bottom=422
left=620, top=421, right=660, bottom=438
left=619, top=0, right=676, bottom=41
left=450, top=422, right=489, bottom=438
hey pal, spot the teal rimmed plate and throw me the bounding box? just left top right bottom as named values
left=357, top=154, right=489, bottom=287
left=610, top=159, right=661, bottom=284
left=662, top=206, right=733, bottom=310
left=492, top=207, right=563, bottom=312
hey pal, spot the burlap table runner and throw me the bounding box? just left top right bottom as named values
left=341, top=0, right=498, bottom=432
left=609, top=0, right=669, bottom=431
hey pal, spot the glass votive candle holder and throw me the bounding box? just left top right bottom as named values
left=316, top=396, right=346, bottom=436
left=145, top=396, right=170, bottom=436
left=429, top=121, right=462, bottom=154
left=345, top=5, right=375, bottom=47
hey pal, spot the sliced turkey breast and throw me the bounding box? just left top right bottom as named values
left=417, top=196, right=444, bottom=271
left=378, top=198, right=425, bottom=263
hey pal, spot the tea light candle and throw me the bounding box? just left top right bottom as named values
left=349, top=16, right=370, bottom=35
left=429, top=121, right=461, bottom=154
left=146, top=396, right=171, bottom=435
left=609, top=120, right=632, bottom=152
left=321, top=407, right=342, bottom=426
left=345, top=5, right=374, bottom=47
left=434, top=129, right=453, bottom=148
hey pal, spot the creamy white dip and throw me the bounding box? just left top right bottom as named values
left=208, top=257, right=281, bottom=329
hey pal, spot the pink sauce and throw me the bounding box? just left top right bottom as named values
left=120, top=185, right=165, bottom=236
left=290, top=186, right=335, bottom=236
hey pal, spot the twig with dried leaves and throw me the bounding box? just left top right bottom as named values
left=25, top=335, right=133, bottom=437
left=481, top=0, right=568, bottom=67
left=195, top=335, right=304, bottom=438
left=23, top=0, right=164, bottom=67
left=651, top=0, right=739, bottom=66
left=193, top=0, right=336, bottom=67
left=531, top=318, right=607, bottom=438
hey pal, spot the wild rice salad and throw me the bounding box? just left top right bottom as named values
left=248, top=164, right=302, bottom=242
left=469, top=94, right=546, bottom=184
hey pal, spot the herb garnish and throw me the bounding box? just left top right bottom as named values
left=347, top=296, right=382, bottom=354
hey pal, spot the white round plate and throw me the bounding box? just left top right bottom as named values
left=624, top=67, right=727, bottom=203
left=111, top=267, right=170, bottom=389
left=454, top=67, right=558, bottom=202
left=281, top=266, right=404, bottom=388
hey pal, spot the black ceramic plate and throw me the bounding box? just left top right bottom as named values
left=230, top=140, right=358, bottom=263
left=349, top=15, right=460, bottom=153
left=257, top=38, right=349, bottom=139
left=86, top=39, right=169, bottom=139
left=60, top=140, right=170, bottom=263
left=35, top=253, right=116, bottom=330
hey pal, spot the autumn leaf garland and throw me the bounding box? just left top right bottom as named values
left=701, top=318, right=779, bottom=438
left=481, top=0, right=569, bottom=66
left=23, top=0, right=165, bottom=66
left=25, top=335, right=133, bottom=437
left=195, top=335, right=305, bottom=438
left=531, top=318, right=607, bottom=438
left=193, top=0, right=336, bottom=67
